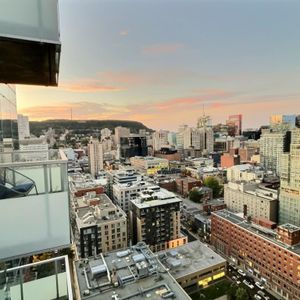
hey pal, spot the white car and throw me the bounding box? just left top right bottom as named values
left=254, top=295, right=262, bottom=300
left=255, top=281, right=264, bottom=290
left=243, top=279, right=254, bottom=289
left=236, top=280, right=241, bottom=285
left=238, top=269, right=246, bottom=276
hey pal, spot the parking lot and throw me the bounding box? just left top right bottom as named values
left=227, top=264, right=278, bottom=300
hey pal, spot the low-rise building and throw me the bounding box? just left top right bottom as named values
left=176, top=177, right=202, bottom=197
left=158, top=241, right=226, bottom=293
left=74, top=242, right=191, bottom=300
left=130, top=156, right=169, bottom=175
left=224, top=182, right=278, bottom=222
left=73, top=193, right=127, bottom=258
left=211, top=210, right=300, bottom=300
left=69, top=172, right=104, bottom=197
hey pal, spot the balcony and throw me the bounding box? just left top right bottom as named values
left=0, top=0, right=61, bottom=86
left=0, top=150, right=70, bottom=261
left=0, top=255, right=73, bottom=300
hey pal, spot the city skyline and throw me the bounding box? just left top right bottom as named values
left=17, top=0, right=300, bottom=130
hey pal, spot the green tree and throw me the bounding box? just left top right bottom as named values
left=203, top=176, right=223, bottom=198
left=235, top=287, right=249, bottom=300
left=189, top=188, right=202, bottom=203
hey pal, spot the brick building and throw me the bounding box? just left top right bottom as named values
left=220, top=152, right=240, bottom=168
left=176, top=177, right=202, bottom=197
left=211, top=210, right=300, bottom=300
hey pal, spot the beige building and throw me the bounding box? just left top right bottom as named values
left=224, top=182, right=278, bottom=222
left=259, top=130, right=290, bottom=175
left=73, top=193, right=127, bottom=258
left=158, top=240, right=226, bottom=292
left=226, top=164, right=264, bottom=183
left=279, top=128, right=300, bottom=226
left=88, top=139, right=103, bottom=177
left=114, top=126, right=130, bottom=144
left=130, top=156, right=169, bottom=175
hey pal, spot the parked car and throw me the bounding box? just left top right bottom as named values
left=255, top=281, right=264, bottom=289
left=238, top=269, right=246, bottom=276
left=257, top=291, right=265, bottom=297
left=254, top=295, right=262, bottom=300
left=243, top=279, right=254, bottom=289
left=236, top=280, right=241, bottom=285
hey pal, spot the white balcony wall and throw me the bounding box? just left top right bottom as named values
left=0, top=191, right=70, bottom=260
left=0, top=0, right=59, bottom=43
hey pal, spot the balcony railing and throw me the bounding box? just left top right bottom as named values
left=0, top=255, right=73, bottom=300
left=0, top=150, right=71, bottom=261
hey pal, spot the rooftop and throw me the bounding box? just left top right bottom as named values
left=75, top=242, right=191, bottom=300
left=213, top=210, right=300, bottom=255
left=69, top=172, right=103, bottom=192
left=131, top=187, right=182, bottom=209
left=158, top=241, right=226, bottom=280
left=75, top=194, right=126, bottom=228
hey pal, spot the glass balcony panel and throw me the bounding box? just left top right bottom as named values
left=0, top=256, right=72, bottom=300
left=0, top=150, right=70, bottom=260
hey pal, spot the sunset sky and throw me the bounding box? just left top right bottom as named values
left=17, top=0, right=300, bottom=131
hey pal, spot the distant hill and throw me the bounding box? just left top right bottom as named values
left=29, top=119, right=153, bottom=137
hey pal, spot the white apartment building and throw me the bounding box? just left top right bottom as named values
left=224, top=181, right=278, bottom=222
left=100, top=128, right=112, bottom=140
left=152, top=130, right=169, bottom=151
left=113, top=181, right=155, bottom=213
left=88, top=139, right=103, bottom=177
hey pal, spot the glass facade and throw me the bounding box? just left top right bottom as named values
left=0, top=84, right=18, bottom=151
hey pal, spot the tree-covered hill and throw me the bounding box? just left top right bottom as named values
left=29, top=119, right=153, bottom=136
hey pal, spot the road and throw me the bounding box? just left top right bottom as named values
left=227, top=265, right=279, bottom=300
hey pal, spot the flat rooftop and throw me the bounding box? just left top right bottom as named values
left=75, top=194, right=126, bottom=228
left=158, top=241, right=226, bottom=280
left=213, top=210, right=300, bottom=255
left=131, top=187, right=181, bottom=209
left=75, top=242, right=191, bottom=300
left=69, top=172, right=103, bottom=191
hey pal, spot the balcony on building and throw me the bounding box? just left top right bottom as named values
left=0, top=149, right=70, bottom=261
left=0, top=255, right=73, bottom=300
left=0, top=0, right=61, bottom=86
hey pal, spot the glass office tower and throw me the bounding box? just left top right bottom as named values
left=0, top=84, right=18, bottom=152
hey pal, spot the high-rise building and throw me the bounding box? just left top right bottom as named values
left=270, top=114, right=298, bottom=128
left=130, top=185, right=187, bottom=252
left=226, top=114, right=242, bottom=136
left=152, top=130, right=169, bottom=151
left=119, top=134, right=147, bottom=161
left=259, top=129, right=291, bottom=175
left=279, top=128, right=300, bottom=226
left=17, top=114, right=30, bottom=140
left=114, top=126, right=130, bottom=144
left=211, top=210, right=300, bottom=300
left=0, top=84, right=19, bottom=152
left=88, top=139, right=104, bottom=177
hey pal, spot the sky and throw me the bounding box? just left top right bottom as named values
left=17, top=0, right=300, bottom=131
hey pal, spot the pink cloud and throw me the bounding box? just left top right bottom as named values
left=59, top=80, right=124, bottom=92
left=142, top=43, right=184, bottom=54
left=119, top=29, right=129, bottom=36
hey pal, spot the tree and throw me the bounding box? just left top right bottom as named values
left=235, top=287, right=249, bottom=300
left=189, top=188, right=202, bottom=203
left=203, top=176, right=223, bottom=198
